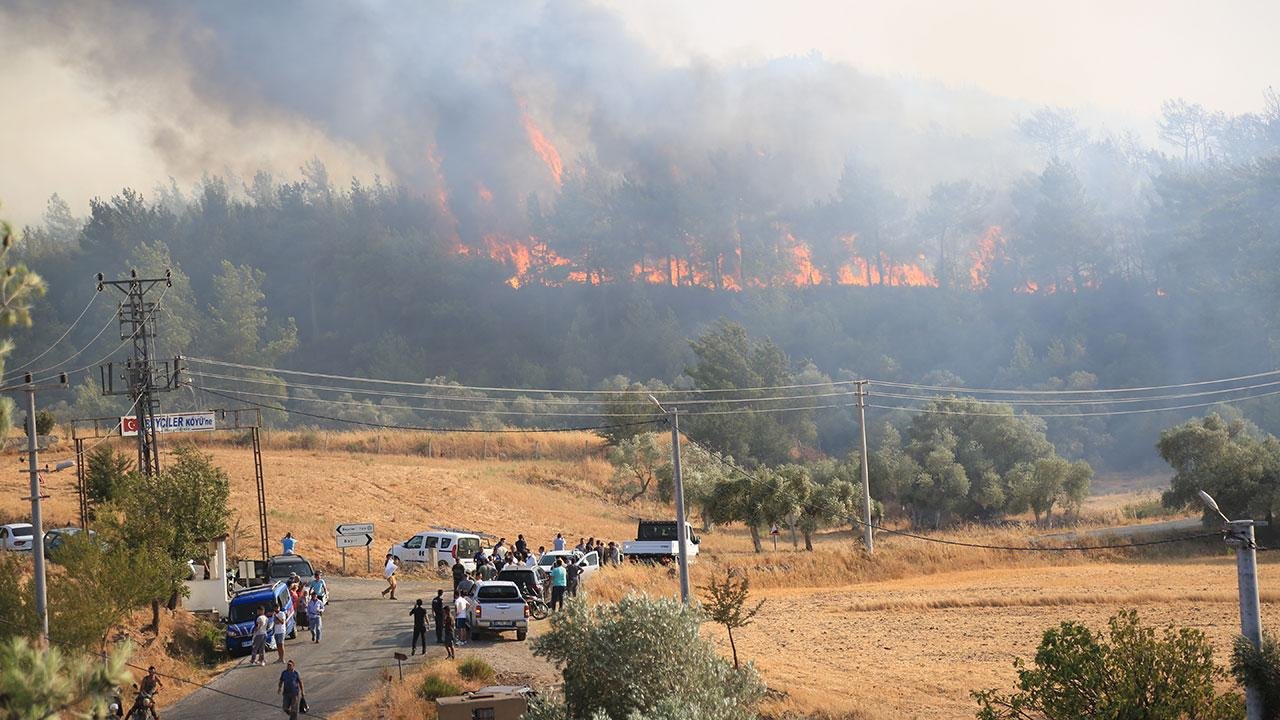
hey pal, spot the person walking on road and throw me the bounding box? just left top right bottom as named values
left=381, top=554, right=398, bottom=600
left=451, top=559, right=466, bottom=590
left=278, top=659, right=304, bottom=720
left=410, top=599, right=428, bottom=655
left=431, top=589, right=446, bottom=644
left=454, top=591, right=471, bottom=645
left=308, top=570, right=328, bottom=601
left=306, top=594, right=324, bottom=643
left=442, top=608, right=456, bottom=659
left=280, top=532, right=297, bottom=555
left=250, top=606, right=269, bottom=666
left=553, top=533, right=565, bottom=552
left=549, top=559, right=567, bottom=611
left=271, top=604, right=288, bottom=663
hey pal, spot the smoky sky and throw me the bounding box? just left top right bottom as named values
left=0, top=0, right=1032, bottom=226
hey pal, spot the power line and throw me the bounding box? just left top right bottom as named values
left=867, top=387, right=1280, bottom=418
left=185, top=369, right=863, bottom=407
left=185, top=356, right=861, bottom=396
left=190, top=384, right=663, bottom=433
left=870, top=368, right=1280, bottom=395
left=8, top=308, right=117, bottom=382
left=32, top=284, right=173, bottom=386
left=873, top=378, right=1280, bottom=407
left=3, top=287, right=100, bottom=378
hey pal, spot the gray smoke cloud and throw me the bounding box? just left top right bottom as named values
left=0, top=0, right=1032, bottom=230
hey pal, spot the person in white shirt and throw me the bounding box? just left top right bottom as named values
left=524, top=553, right=536, bottom=568
left=454, top=591, right=471, bottom=645
left=271, top=605, right=288, bottom=663
left=381, top=554, right=398, bottom=600
left=306, top=594, right=324, bottom=644
left=251, top=606, right=269, bottom=666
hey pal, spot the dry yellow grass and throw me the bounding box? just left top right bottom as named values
left=4, top=432, right=1273, bottom=719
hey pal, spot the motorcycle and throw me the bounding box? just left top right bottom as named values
left=522, top=589, right=550, bottom=621
left=127, top=691, right=154, bottom=720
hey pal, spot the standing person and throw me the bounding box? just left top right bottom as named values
left=493, top=538, right=508, bottom=561
left=291, top=583, right=307, bottom=629
left=250, top=606, right=269, bottom=666
left=553, top=533, right=565, bottom=552
left=280, top=532, right=297, bottom=555
left=307, top=570, right=328, bottom=601
left=277, top=659, right=303, bottom=720
left=451, top=559, right=466, bottom=590
left=536, top=545, right=547, bottom=562
left=575, top=537, right=586, bottom=554
left=126, top=666, right=162, bottom=719
left=457, top=571, right=476, bottom=598
left=442, top=607, right=456, bottom=659
left=524, top=551, right=536, bottom=568
left=431, top=590, right=446, bottom=644
left=566, top=559, right=581, bottom=598
left=307, top=593, right=324, bottom=643
left=272, top=604, right=288, bottom=663
left=454, top=591, right=471, bottom=646
left=410, top=599, right=428, bottom=655
left=478, top=556, right=496, bottom=580
left=515, top=534, right=528, bottom=556
left=549, top=559, right=567, bottom=611
left=608, top=541, right=621, bottom=567
left=381, top=554, right=398, bottom=600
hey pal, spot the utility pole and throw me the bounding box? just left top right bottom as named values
left=1200, top=490, right=1265, bottom=720
left=97, top=270, right=177, bottom=476
left=6, top=372, right=68, bottom=644
left=649, top=395, right=691, bottom=603
left=856, top=380, right=873, bottom=553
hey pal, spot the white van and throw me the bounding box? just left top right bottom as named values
left=390, top=530, right=486, bottom=570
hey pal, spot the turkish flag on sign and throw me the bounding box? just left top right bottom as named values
left=120, top=416, right=141, bottom=437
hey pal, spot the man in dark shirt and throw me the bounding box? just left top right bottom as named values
left=410, top=599, right=428, bottom=655
left=431, top=589, right=446, bottom=643
left=278, top=660, right=303, bottom=720
left=566, top=561, right=582, bottom=597
left=452, top=560, right=466, bottom=590
left=515, top=534, right=528, bottom=556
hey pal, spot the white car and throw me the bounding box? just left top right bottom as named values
left=390, top=530, right=487, bottom=570
left=537, top=550, right=600, bottom=583
left=467, top=581, right=530, bottom=641
left=0, top=523, right=34, bottom=551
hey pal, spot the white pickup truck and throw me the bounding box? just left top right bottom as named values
left=467, top=581, right=530, bottom=641
left=621, top=520, right=700, bottom=564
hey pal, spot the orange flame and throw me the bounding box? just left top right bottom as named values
left=477, top=182, right=494, bottom=203
left=968, top=226, right=1005, bottom=290
left=520, top=105, right=563, bottom=188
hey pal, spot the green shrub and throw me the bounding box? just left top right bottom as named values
left=195, top=620, right=224, bottom=666
left=456, top=656, right=495, bottom=683
left=1122, top=497, right=1166, bottom=520
left=35, top=410, right=55, bottom=436
left=418, top=673, right=462, bottom=700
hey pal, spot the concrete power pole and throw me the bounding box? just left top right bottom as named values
left=7, top=372, right=69, bottom=643
left=97, top=270, right=177, bottom=476
left=856, top=380, right=873, bottom=553
left=1200, top=490, right=1265, bottom=720
left=649, top=395, right=691, bottom=603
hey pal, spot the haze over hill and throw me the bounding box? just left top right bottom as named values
left=3, top=1, right=1280, bottom=474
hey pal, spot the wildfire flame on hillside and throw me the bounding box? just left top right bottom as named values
left=520, top=105, right=563, bottom=188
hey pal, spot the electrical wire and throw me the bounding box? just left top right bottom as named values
left=73, top=395, right=142, bottom=456
left=867, top=387, right=1280, bottom=418
left=185, top=369, right=862, bottom=407
left=190, top=383, right=663, bottom=433
left=185, top=356, right=861, bottom=396
left=8, top=309, right=117, bottom=382
left=32, top=284, right=172, bottom=385
left=3, top=287, right=100, bottom=378
left=873, top=379, right=1280, bottom=407
left=870, top=368, right=1280, bottom=395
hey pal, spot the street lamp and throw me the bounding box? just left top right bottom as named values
left=1198, top=490, right=1265, bottom=720
left=648, top=394, right=690, bottom=604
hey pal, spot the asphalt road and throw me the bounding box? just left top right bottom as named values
left=1041, top=516, right=1203, bottom=541
left=165, top=576, right=451, bottom=720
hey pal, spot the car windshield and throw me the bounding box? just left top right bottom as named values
left=403, top=536, right=422, bottom=549
left=228, top=602, right=264, bottom=624
left=638, top=523, right=678, bottom=541
left=497, top=570, right=530, bottom=581
left=270, top=558, right=313, bottom=578
left=477, top=585, right=521, bottom=600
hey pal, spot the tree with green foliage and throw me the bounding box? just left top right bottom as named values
left=110, top=444, right=230, bottom=627
left=0, top=637, right=133, bottom=720
left=1159, top=413, right=1280, bottom=524
left=973, top=609, right=1241, bottom=719
left=0, top=203, right=47, bottom=436
left=699, top=569, right=763, bottom=669
left=607, top=433, right=665, bottom=504
left=1232, top=633, right=1280, bottom=718
left=207, top=260, right=297, bottom=365
left=83, top=446, right=133, bottom=517
left=0, top=554, right=37, bottom=642
left=683, top=320, right=814, bottom=467
left=708, top=468, right=797, bottom=553
left=530, top=595, right=764, bottom=720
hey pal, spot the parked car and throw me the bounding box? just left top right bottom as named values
left=467, top=580, right=529, bottom=641
left=224, top=581, right=296, bottom=654
left=389, top=530, right=486, bottom=570
left=536, top=550, right=600, bottom=583
left=0, top=523, right=34, bottom=551
left=496, top=565, right=550, bottom=601
left=43, top=526, right=98, bottom=560
left=267, top=554, right=315, bottom=585
left=622, top=520, right=699, bottom=564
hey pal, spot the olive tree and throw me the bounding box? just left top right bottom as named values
left=531, top=595, right=764, bottom=720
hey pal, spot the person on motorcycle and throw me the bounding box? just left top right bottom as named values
left=126, top=666, right=162, bottom=719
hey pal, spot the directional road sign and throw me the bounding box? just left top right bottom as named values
left=336, top=523, right=375, bottom=536
left=336, top=533, right=373, bottom=548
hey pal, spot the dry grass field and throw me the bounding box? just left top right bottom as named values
left=3, top=431, right=1274, bottom=719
